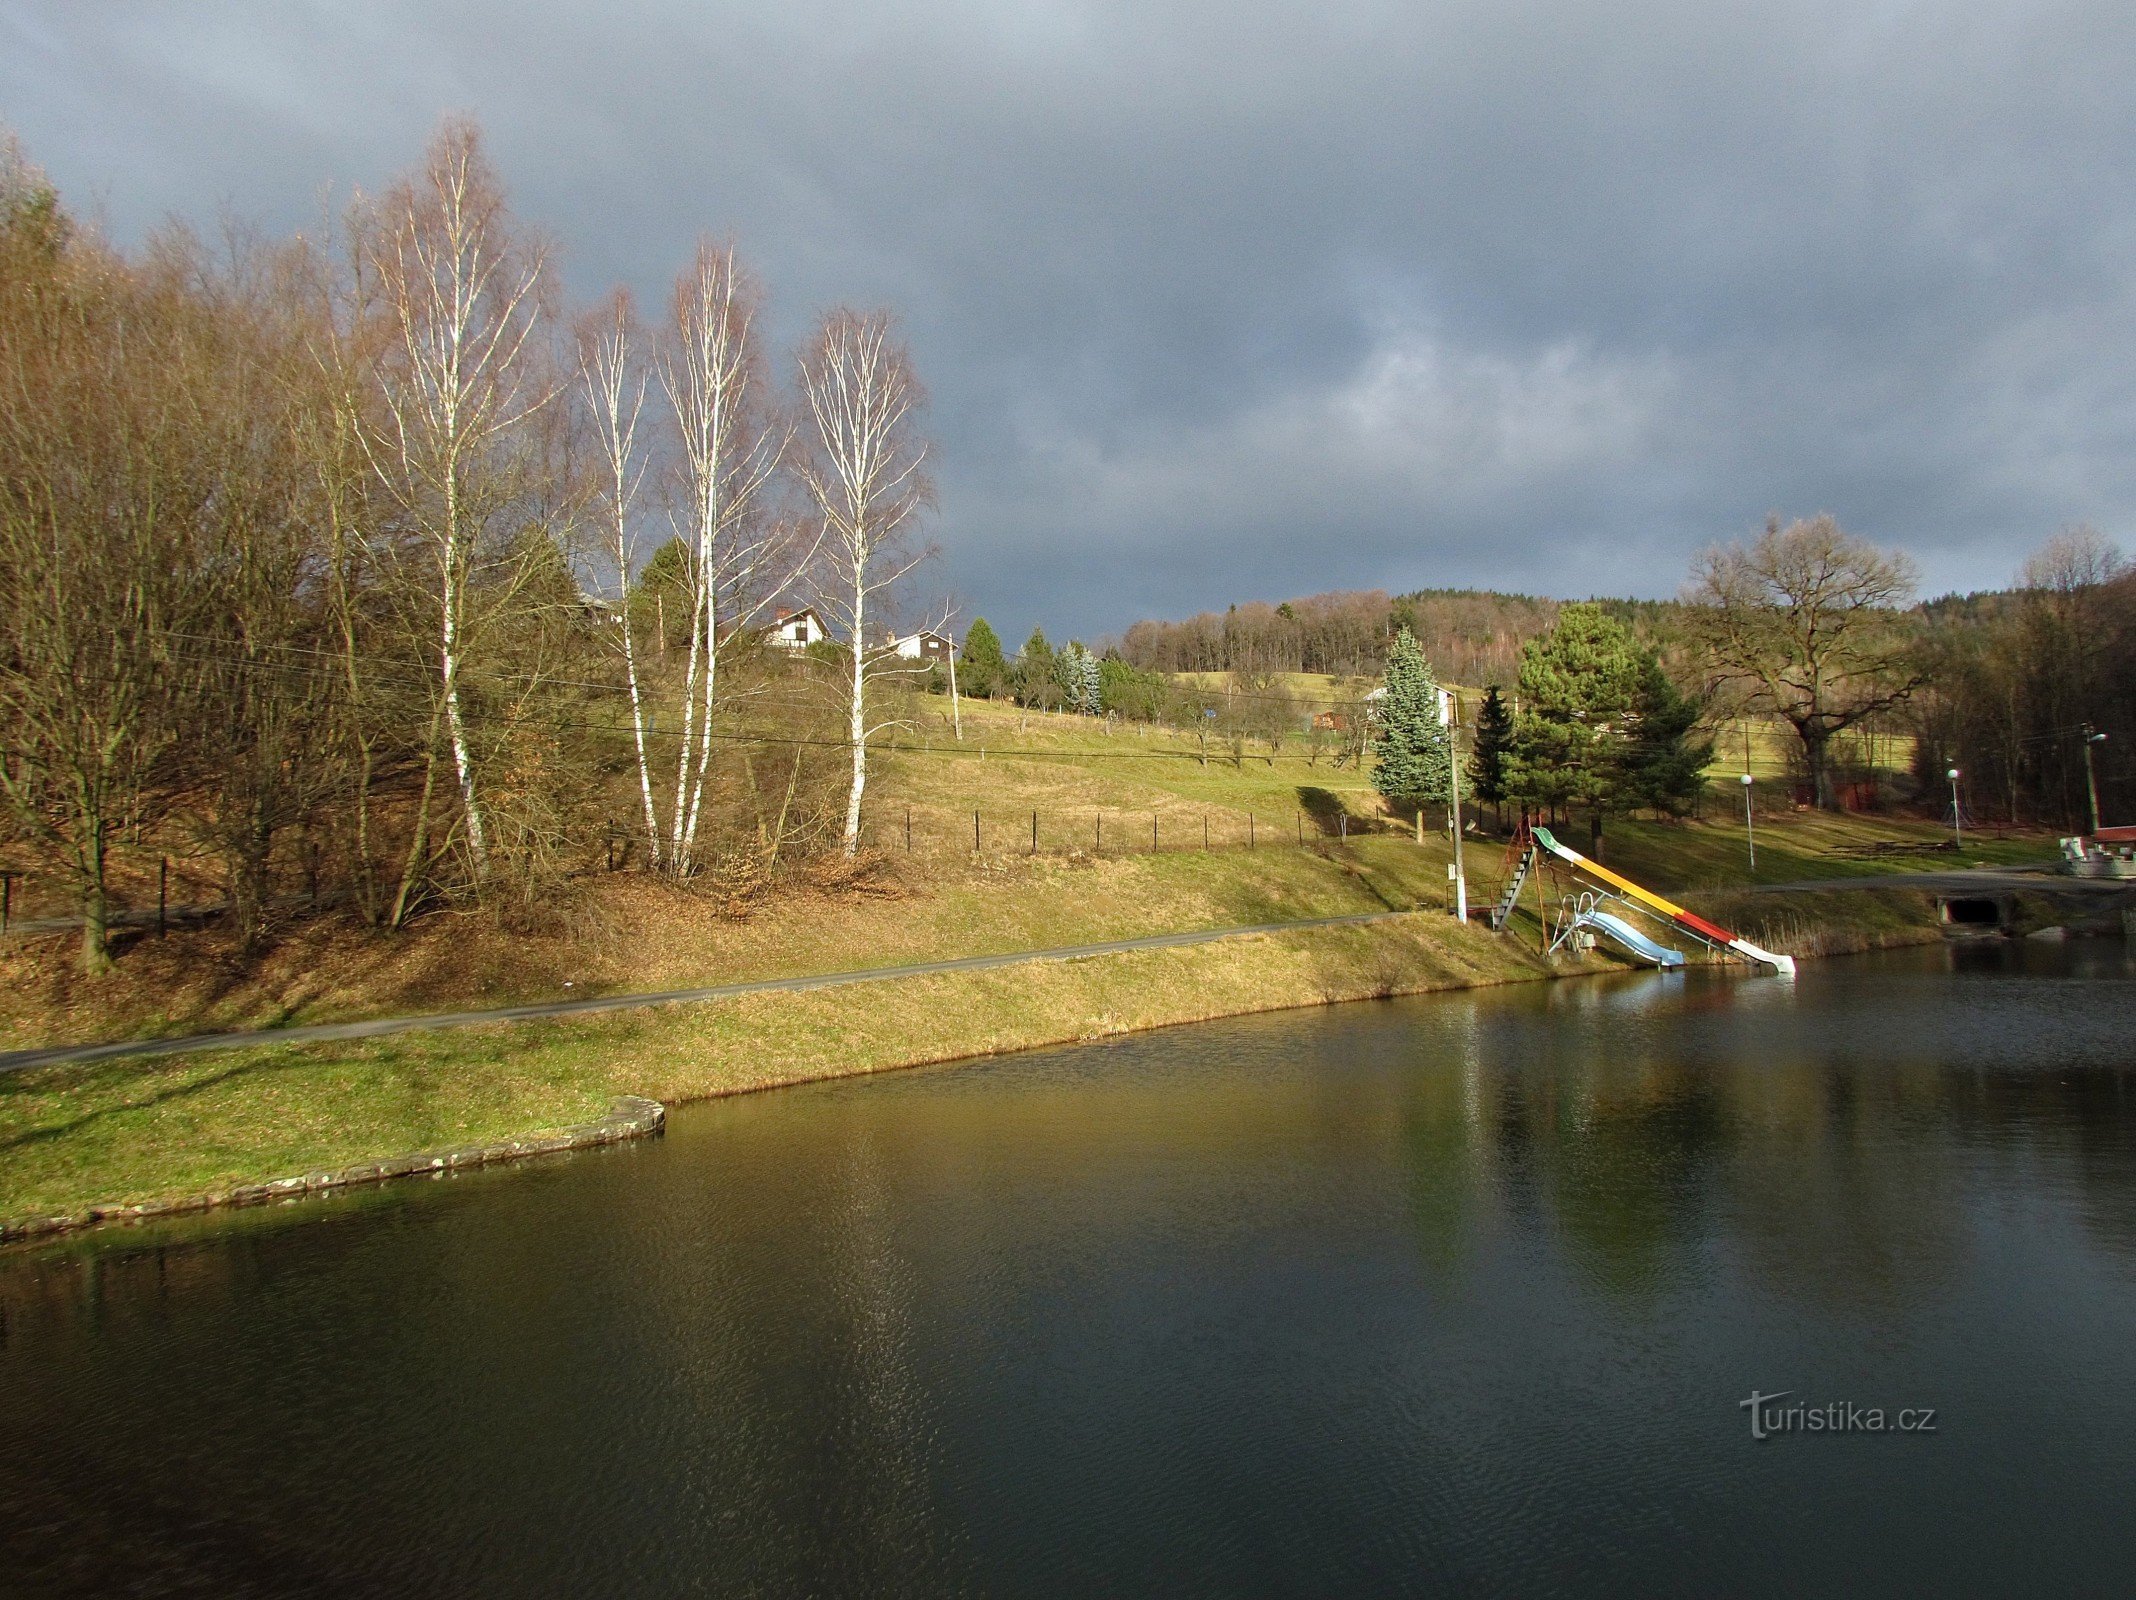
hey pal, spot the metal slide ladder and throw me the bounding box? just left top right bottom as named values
left=1488, top=824, right=1536, bottom=932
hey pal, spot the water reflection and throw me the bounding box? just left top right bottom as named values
left=3, top=940, right=2134, bottom=1596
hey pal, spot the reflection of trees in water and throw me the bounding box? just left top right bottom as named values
left=1386, top=982, right=2024, bottom=1309
left=817, top=1129, right=961, bottom=1587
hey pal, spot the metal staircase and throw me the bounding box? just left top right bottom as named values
left=1488, top=824, right=1536, bottom=931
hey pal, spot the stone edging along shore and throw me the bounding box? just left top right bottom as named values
left=0, top=1094, right=665, bottom=1244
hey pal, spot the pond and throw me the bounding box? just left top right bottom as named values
left=3, top=939, right=2134, bottom=1596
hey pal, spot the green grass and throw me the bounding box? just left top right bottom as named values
left=2, top=909, right=1563, bottom=1221
left=0, top=688, right=2061, bottom=1229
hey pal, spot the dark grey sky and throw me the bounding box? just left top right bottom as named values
left=6, top=1, right=2134, bottom=644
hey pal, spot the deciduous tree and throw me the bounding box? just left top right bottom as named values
left=1688, top=515, right=1925, bottom=809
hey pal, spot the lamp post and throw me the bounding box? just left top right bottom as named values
left=1740, top=772, right=1756, bottom=874
left=2082, top=725, right=2107, bottom=836
left=1946, top=767, right=1963, bottom=849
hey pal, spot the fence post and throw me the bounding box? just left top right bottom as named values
left=905, top=807, right=912, bottom=852
left=1, top=871, right=11, bottom=934
left=1203, top=815, right=1209, bottom=851
left=1096, top=813, right=1102, bottom=851
left=1032, top=810, right=1038, bottom=855
left=1298, top=810, right=1304, bottom=844
left=974, top=809, right=981, bottom=852
left=1153, top=812, right=1159, bottom=851
left=158, top=857, right=168, bottom=939
left=1249, top=813, right=1255, bottom=850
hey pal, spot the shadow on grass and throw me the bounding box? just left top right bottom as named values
left=0, top=1052, right=302, bottom=1155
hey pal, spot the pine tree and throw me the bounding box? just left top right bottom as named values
left=1371, top=626, right=1452, bottom=810
left=959, top=616, right=1007, bottom=698
left=1468, top=683, right=1514, bottom=822
left=1502, top=602, right=1710, bottom=851
left=1504, top=602, right=1641, bottom=827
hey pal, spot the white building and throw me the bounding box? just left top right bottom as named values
left=766, top=606, right=827, bottom=649
left=887, top=628, right=955, bottom=665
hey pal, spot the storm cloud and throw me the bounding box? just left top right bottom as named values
left=6, top=0, right=2135, bottom=640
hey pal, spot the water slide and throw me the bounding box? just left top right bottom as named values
left=1530, top=828, right=1797, bottom=976
left=1572, top=907, right=1686, bottom=969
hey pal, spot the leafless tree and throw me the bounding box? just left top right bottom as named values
left=0, top=195, right=236, bottom=968
left=578, top=291, right=663, bottom=867
left=796, top=310, right=933, bottom=856
left=362, top=118, right=553, bottom=894
left=1687, top=514, right=1927, bottom=809
left=656, top=242, right=789, bottom=875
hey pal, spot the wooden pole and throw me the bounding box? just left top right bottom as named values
left=1248, top=813, right=1255, bottom=849
left=158, top=857, right=168, bottom=939
left=905, top=807, right=912, bottom=852
left=1203, top=815, right=1209, bottom=851
left=1032, top=810, right=1038, bottom=855
left=974, top=809, right=981, bottom=852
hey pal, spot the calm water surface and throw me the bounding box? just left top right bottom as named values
left=3, top=940, right=2134, bottom=1596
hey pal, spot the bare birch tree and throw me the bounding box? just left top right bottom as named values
left=655, top=242, right=788, bottom=875
left=796, top=310, right=932, bottom=857
left=577, top=291, right=662, bottom=866
left=363, top=119, right=552, bottom=893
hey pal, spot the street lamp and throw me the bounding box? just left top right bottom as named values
left=1740, top=772, right=1756, bottom=874
left=2082, top=725, right=2108, bottom=836
left=1946, top=768, right=1963, bottom=849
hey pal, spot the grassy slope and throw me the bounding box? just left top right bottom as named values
left=2, top=912, right=1563, bottom=1219
left=0, top=691, right=2060, bottom=1223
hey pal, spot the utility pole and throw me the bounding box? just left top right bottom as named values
left=2083, top=725, right=2107, bottom=835
left=1741, top=771, right=1756, bottom=875
left=1448, top=727, right=1468, bottom=922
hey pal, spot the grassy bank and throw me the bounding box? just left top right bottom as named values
left=0, top=690, right=2070, bottom=1233
left=2, top=909, right=1572, bottom=1225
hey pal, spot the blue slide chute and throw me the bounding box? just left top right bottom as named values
left=1572, top=908, right=1685, bottom=969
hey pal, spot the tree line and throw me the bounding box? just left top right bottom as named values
left=1128, top=516, right=2134, bottom=834
left=0, top=121, right=935, bottom=972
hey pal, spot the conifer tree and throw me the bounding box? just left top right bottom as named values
left=1016, top=627, right=1058, bottom=708
left=1502, top=602, right=1711, bottom=852
left=1468, top=683, right=1514, bottom=823
left=1370, top=626, right=1452, bottom=811
left=1623, top=654, right=1714, bottom=815
left=959, top=616, right=1007, bottom=698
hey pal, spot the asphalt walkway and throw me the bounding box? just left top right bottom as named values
left=0, top=910, right=1417, bottom=1077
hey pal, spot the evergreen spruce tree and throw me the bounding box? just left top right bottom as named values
left=1058, top=643, right=1100, bottom=714
left=1468, top=683, right=1514, bottom=822
left=1015, top=628, right=1057, bottom=708
left=959, top=616, right=1007, bottom=698
left=1623, top=653, right=1714, bottom=815
left=1370, top=626, right=1452, bottom=811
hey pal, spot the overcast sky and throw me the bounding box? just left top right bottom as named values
left=5, top=1, right=2134, bottom=643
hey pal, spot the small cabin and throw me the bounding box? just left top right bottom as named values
left=888, top=628, right=955, bottom=666
left=767, top=606, right=827, bottom=649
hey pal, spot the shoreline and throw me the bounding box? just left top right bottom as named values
left=0, top=891, right=1967, bottom=1246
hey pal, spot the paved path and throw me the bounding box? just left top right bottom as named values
left=1752, top=867, right=2132, bottom=895
left=0, top=910, right=1418, bottom=1077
